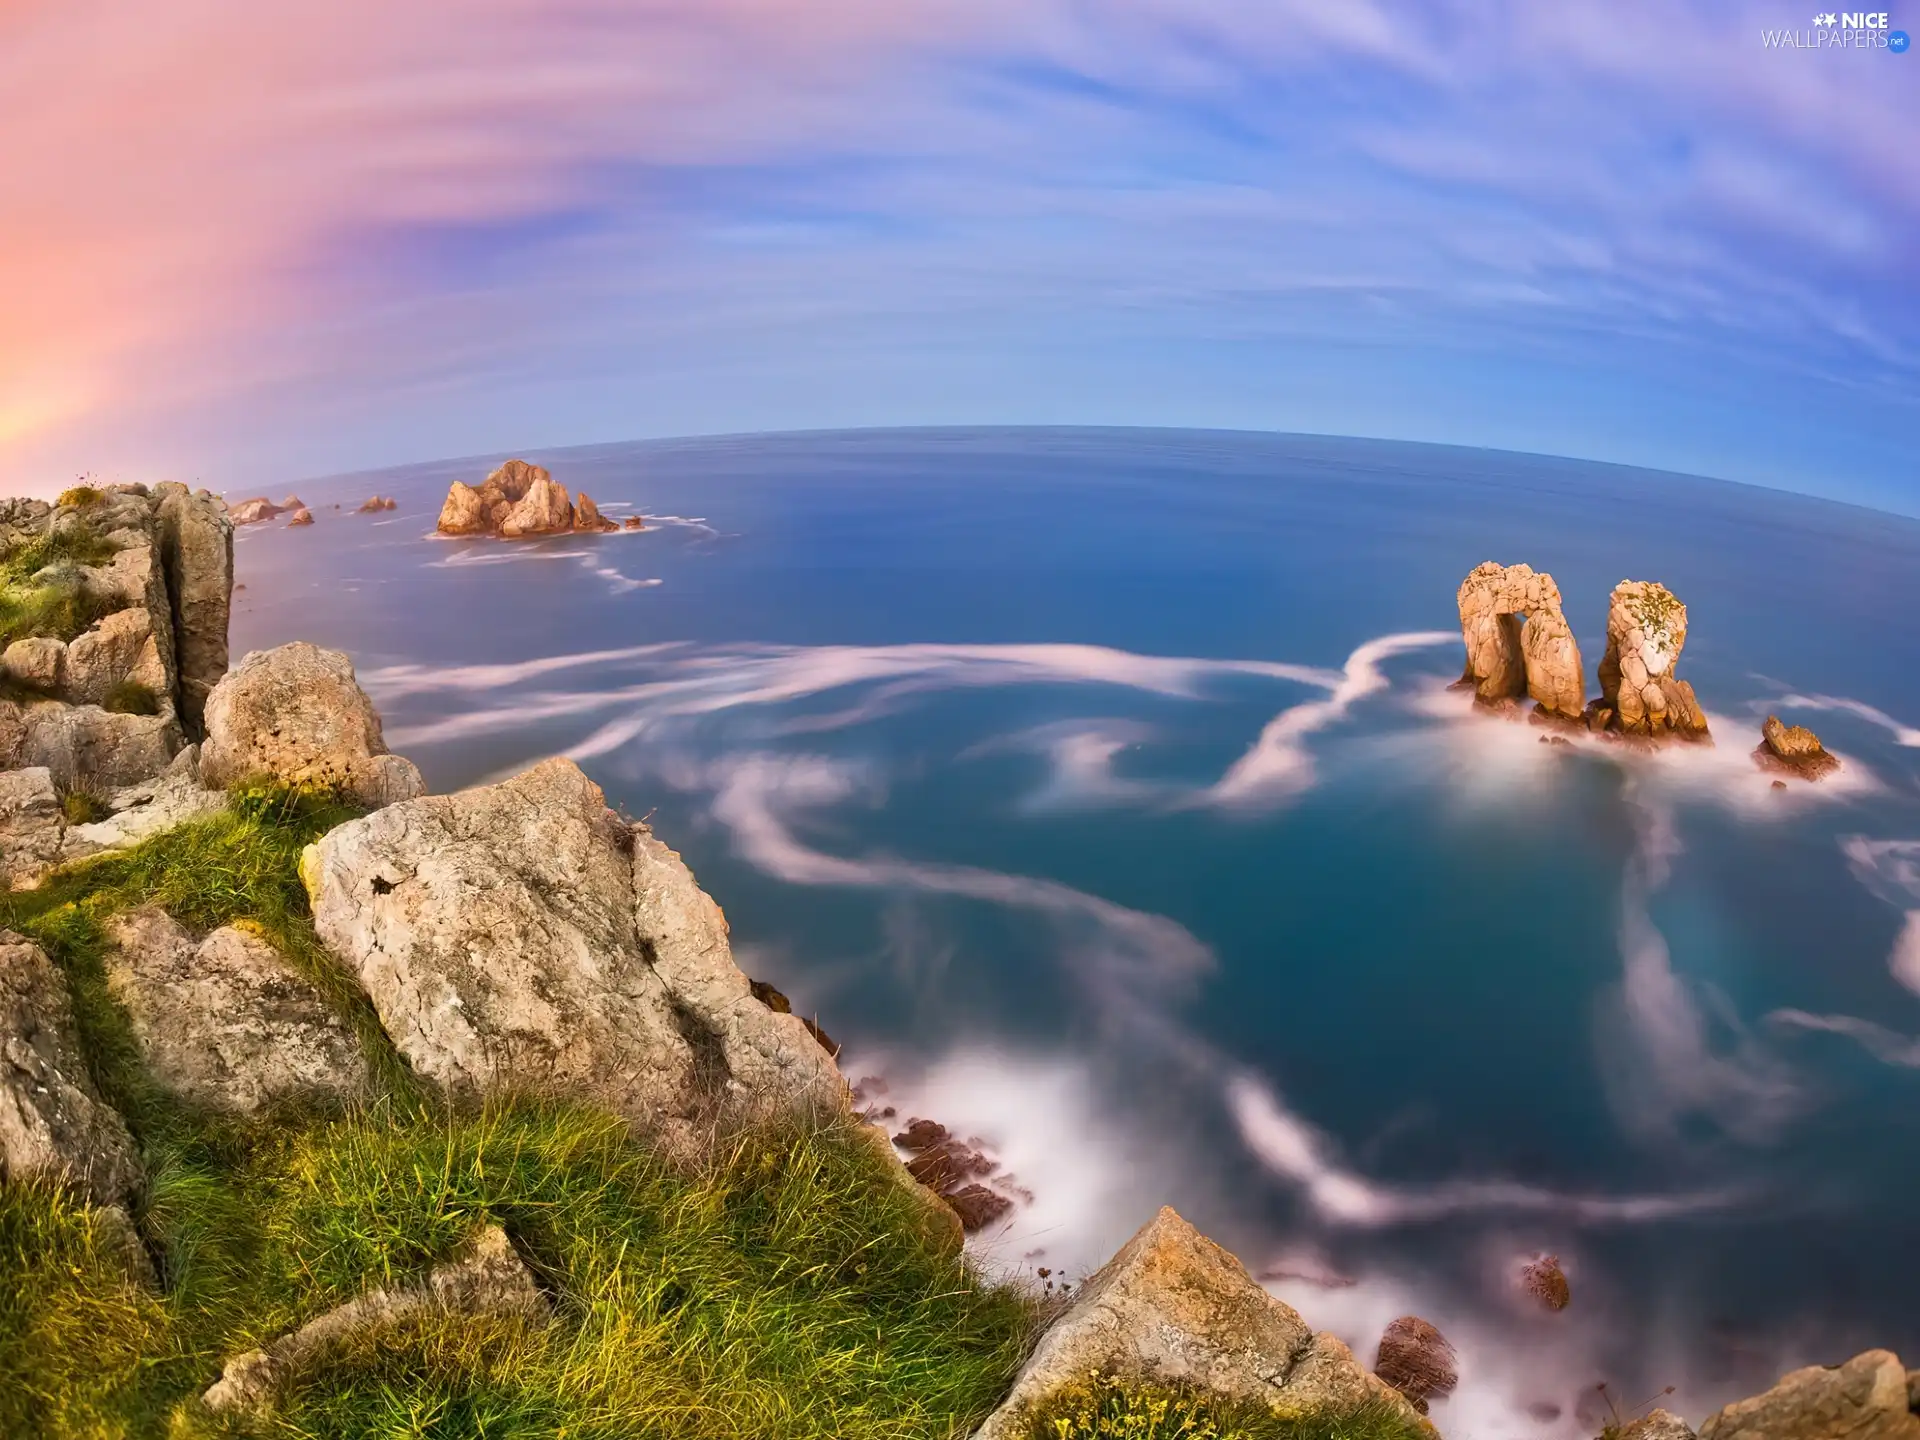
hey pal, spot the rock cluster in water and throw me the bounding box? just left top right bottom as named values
left=435, top=458, right=623, bottom=537
left=1754, top=714, right=1840, bottom=780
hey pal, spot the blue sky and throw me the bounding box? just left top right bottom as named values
left=3, top=0, right=1915, bottom=512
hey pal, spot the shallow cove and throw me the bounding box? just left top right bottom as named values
left=236, top=427, right=1920, bottom=1437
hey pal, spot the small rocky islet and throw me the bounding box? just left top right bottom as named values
left=0, top=487, right=1905, bottom=1436
left=1454, top=559, right=1840, bottom=777
left=434, top=456, right=645, bottom=537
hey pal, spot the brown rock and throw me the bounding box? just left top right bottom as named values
left=1755, top=715, right=1841, bottom=781
left=1455, top=562, right=1586, bottom=719
left=1520, top=1254, right=1571, bottom=1311
left=0, top=767, right=66, bottom=889
left=1374, top=1315, right=1458, bottom=1414
left=2, top=637, right=65, bottom=693
left=435, top=481, right=489, bottom=536
left=356, top=497, right=397, bottom=513
left=1699, top=1349, right=1920, bottom=1440
left=944, top=1183, right=1014, bottom=1231
left=967, top=1207, right=1430, bottom=1440
left=894, top=1118, right=951, bottom=1151
left=573, top=492, right=619, bottom=533
left=1599, top=581, right=1709, bottom=740
left=285, top=508, right=314, bottom=528
left=622, top=515, right=646, bottom=531
left=227, top=498, right=281, bottom=526
left=498, top=475, right=575, bottom=537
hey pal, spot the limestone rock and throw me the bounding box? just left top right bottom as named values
left=104, top=908, right=366, bottom=1115
left=58, top=745, right=226, bottom=864
left=0, top=931, right=142, bottom=1206
left=302, top=757, right=845, bottom=1157
left=3, top=637, right=65, bottom=693
left=1374, top=1315, right=1458, bottom=1414
left=1455, top=562, right=1585, bottom=719
left=284, top=507, right=314, bottom=528
left=200, top=642, right=425, bottom=808
left=573, top=492, right=618, bottom=533
left=1755, top=715, right=1841, bottom=781
left=202, top=1224, right=545, bottom=1414
left=1699, top=1349, right=1920, bottom=1440
left=1598, top=581, right=1709, bottom=740
left=1619, top=1410, right=1698, bottom=1440
left=13, top=699, right=180, bottom=791
left=227, top=498, right=282, bottom=526
left=153, top=485, right=233, bottom=736
left=63, top=607, right=167, bottom=707
left=435, top=481, right=489, bottom=535
left=0, top=767, right=65, bottom=888
left=499, top=475, right=575, bottom=537
left=968, top=1207, right=1428, bottom=1440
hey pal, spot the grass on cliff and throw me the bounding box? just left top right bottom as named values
left=0, top=516, right=121, bottom=649
left=1027, top=1374, right=1428, bottom=1440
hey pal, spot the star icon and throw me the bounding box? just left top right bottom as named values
left=1820, top=12, right=1838, bottom=23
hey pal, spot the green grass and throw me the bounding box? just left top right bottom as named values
left=1028, top=1375, right=1429, bottom=1440
left=0, top=517, right=122, bottom=649
left=103, top=678, right=162, bottom=716
left=0, top=786, right=1040, bottom=1440
left=57, top=486, right=109, bottom=510
left=59, top=786, right=111, bottom=826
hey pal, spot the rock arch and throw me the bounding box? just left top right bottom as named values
left=1455, top=562, right=1586, bottom=720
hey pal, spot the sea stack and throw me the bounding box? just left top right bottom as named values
left=1754, top=714, right=1840, bottom=780
left=1454, top=562, right=1586, bottom=721
left=435, top=458, right=618, bottom=539
left=1593, top=580, right=1709, bottom=740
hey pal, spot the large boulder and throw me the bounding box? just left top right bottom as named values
left=62, top=607, right=168, bottom=708
left=1455, top=562, right=1586, bottom=719
left=154, top=484, right=233, bottom=736
left=105, top=908, right=367, bottom=1116
left=1597, top=580, right=1710, bottom=740
left=199, top=642, right=424, bottom=808
left=300, top=757, right=846, bottom=1158
left=498, top=475, right=575, bottom=536
left=1699, top=1349, right=1920, bottom=1440
left=11, top=699, right=180, bottom=791
left=434, top=481, right=489, bottom=535
left=0, top=767, right=65, bottom=889
left=968, top=1207, right=1428, bottom=1439
left=0, top=932, right=142, bottom=1206
left=3, top=636, right=66, bottom=692
left=203, top=1224, right=545, bottom=1414
left=1374, top=1315, right=1458, bottom=1415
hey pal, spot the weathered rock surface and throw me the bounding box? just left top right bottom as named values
left=200, top=642, right=424, bottom=807
left=0, top=767, right=65, bottom=888
left=3, top=636, right=65, bottom=692
left=1455, top=562, right=1586, bottom=719
left=1699, top=1349, right=1920, bottom=1440
left=57, top=745, right=226, bottom=865
left=1615, top=1409, right=1697, bottom=1440
left=63, top=607, right=167, bottom=707
left=434, top=481, right=489, bottom=535
left=154, top=485, right=233, bottom=736
left=499, top=475, right=575, bottom=537
left=573, top=492, right=617, bottom=533
left=1597, top=580, right=1710, bottom=740
left=105, top=908, right=366, bottom=1115
left=0, top=932, right=142, bottom=1206
left=1374, top=1315, right=1458, bottom=1414
left=202, top=1224, right=545, bottom=1414
left=1755, top=715, right=1841, bottom=781
left=434, top=459, right=621, bottom=540
left=969, top=1207, right=1428, bottom=1439
left=10, top=699, right=179, bottom=791
left=890, top=1115, right=1013, bottom=1233
left=301, top=757, right=844, bottom=1156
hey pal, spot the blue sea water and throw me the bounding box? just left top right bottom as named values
left=237, top=429, right=1920, bottom=1437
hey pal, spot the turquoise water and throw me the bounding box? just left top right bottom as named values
left=237, top=429, right=1920, bottom=1436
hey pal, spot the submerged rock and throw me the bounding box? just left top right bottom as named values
left=1755, top=715, right=1840, bottom=781
left=199, top=642, right=424, bottom=808
left=1597, top=581, right=1709, bottom=741
left=1455, top=562, right=1586, bottom=720
left=301, top=757, right=844, bottom=1157
left=0, top=932, right=142, bottom=1206
left=202, top=1224, right=546, bottom=1415
left=968, top=1207, right=1428, bottom=1440
left=105, top=908, right=367, bottom=1115
left=1374, top=1315, right=1458, bottom=1414
left=1699, top=1349, right=1920, bottom=1440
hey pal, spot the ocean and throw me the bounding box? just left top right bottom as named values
left=234, top=428, right=1920, bottom=1438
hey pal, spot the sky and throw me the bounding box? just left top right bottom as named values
left=2, top=0, right=1916, bottom=513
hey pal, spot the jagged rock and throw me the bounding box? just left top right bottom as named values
left=227, top=498, right=282, bottom=526
left=63, top=607, right=167, bottom=707
left=104, top=908, right=366, bottom=1115
left=1519, top=1254, right=1571, bottom=1311
left=1618, top=1410, right=1697, bottom=1440
left=435, top=481, right=489, bottom=535
left=58, top=745, right=225, bottom=865
left=200, top=642, right=424, bottom=808
left=944, top=1184, right=1014, bottom=1231
left=1598, top=581, right=1709, bottom=740
left=301, top=757, right=844, bottom=1157
left=153, top=485, right=233, bottom=737
left=202, top=1224, right=545, bottom=1414
left=573, top=492, right=618, bottom=533
left=284, top=507, right=314, bottom=528
left=499, top=475, right=575, bottom=536
left=3, top=637, right=65, bottom=692
left=1455, top=562, right=1586, bottom=719
left=0, top=767, right=65, bottom=888
left=356, top=496, right=397, bottom=513
left=0, top=932, right=142, bottom=1206
left=622, top=515, right=646, bottom=531
left=11, top=699, right=179, bottom=791
left=1699, top=1349, right=1920, bottom=1440
left=1374, top=1316, right=1458, bottom=1414
left=968, top=1207, right=1428, bottom=1440
left=1755, top=715, right=1840, bottom=781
